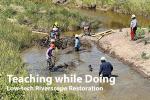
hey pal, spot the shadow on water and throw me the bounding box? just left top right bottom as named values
left=22, top=43, right=150, bottom=100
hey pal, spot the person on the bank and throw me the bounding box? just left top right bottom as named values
left=99, top=57, right=113, bottom=78
left=130, top=14, right=138, bottom=40
left=74, top=34, right=80, bottom=51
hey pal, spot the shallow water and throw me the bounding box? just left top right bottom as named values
left=22, top=44, right=150, bottom=100
left=21, top=9, right=150, bottom=100
left=73, top=8, right=150, bottom=29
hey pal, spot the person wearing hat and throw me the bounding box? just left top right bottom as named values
left=52, top=22, right=60, bottom=39
left=74, top=34, right=81, bottom=51
left=99, top=57, right=113, bottom=78
left=130, top=14, right=138, bottom=40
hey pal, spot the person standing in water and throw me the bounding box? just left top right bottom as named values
left=83, top=24, right=91, bottom=36
left=46, top=43, right=55, bottom=68
left=130, top=14, right=138, bottom=40
left=74, top=34, right=80, bottom=52
left=52, top=22, right=60, bottom=39
left=99, top=57, right=113, bottom=78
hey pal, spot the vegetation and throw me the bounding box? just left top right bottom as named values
left=73, top=0, right=150, bottom=17
left=0, top=0, right=87, bottom=99
left=141, top=52, right=150, bottom=60
left=1, top=0, right=149, bottom=99
left=0, top=0, right=87, bottom=32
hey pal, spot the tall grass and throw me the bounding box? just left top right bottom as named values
left=0, top=15, right=35, bottom=98
left=103, top=0, right=150, bottom=16
left=72, top=0, right=150, bottom=17
left=0, top=0, right=86, bottom=99
left=1, top=0, right=87, bottom=32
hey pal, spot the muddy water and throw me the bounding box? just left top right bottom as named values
left=22, top=44, right=150, bottom=100
left=72, top=8, right=150, bottom=29
left=21, top=9, right=150, bottom=100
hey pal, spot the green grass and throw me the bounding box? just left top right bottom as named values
left=0, top=16, right=37, bottom=99
left=0, top=0, right=88, bottom=99
left=0, top=0, right=87, bottom=32
left=72, top=0, right=150, bottom=16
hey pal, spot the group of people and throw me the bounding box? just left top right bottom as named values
left=46, top=22, right=81, bottom=68
left=99, top=14, right=141, bottom=77
left=45, top=14, right=143, bottom=78
left=47, top=17, right=145, bottom=78
left=99, top=14, right=140, bottom=77
left=46, top=23, right=113, bottom=78
left=98, top=14, right=139, bottom=77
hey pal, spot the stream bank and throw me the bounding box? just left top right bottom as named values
left=59, top=0, right=150, bottom=18
left=81, top=28, right=150, bottom=78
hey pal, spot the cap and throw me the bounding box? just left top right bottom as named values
left=131, top=14, right=136, bottom=19
left=101, top=57, right=106, bottom=61
left=54, top=22, right=58, bottom=26
left=75, top=34, right=79, bottom=37
left=51, top=39, right=55, bottom=42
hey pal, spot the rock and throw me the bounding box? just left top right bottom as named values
left=80, top=20, right=101, bottom=29
left=68, top=25, right=80, bottom=31
left=10, top=4, right=25, bottom=13
left=75, top=0, right=83, bottom=8
left=88, top=3, right=96, bottom=9
left=7, top=18, right=17, bottom=23
left=49, top=61, right=76, bottom=72
left=52, top=0, right=67, bottom=4
left=88, top=65, right=93, bottom=72
left=80, top=21, right=90, bottom=28
left=75, top=0, right=96, bottom=9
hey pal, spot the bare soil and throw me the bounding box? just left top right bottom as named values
left=81, top=28, right=150, bottom=78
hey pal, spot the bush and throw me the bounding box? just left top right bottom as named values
left=2, top=7, right=17, bottom=18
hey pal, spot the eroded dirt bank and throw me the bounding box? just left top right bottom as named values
left=81, top=28, right=150, bottom=78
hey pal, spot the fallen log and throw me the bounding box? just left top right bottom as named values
left=32, top=31, right=49, bottom=35
left=91, top=29, right=113, bottom=37
left=98, top=35, right=103, bottom=40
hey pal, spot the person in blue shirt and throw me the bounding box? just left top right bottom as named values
left=74, top=34, right=80, bottom=52
left=50, top=30, right=56, bottom=39
left=99, top=57, right=113, bottom=78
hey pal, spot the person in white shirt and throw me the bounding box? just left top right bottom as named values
left=130, top=14, right=138, bottom=40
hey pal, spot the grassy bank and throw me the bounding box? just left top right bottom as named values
left=0, top=0, right=88, bottom=32
left=0, top=0, right=88, bottom=99
left=73, top=0, right=150, bottom=17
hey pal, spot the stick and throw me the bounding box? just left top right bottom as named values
left=91, top=29, right=113, bottom=37
left=32, top=31, right=49, bottom=35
